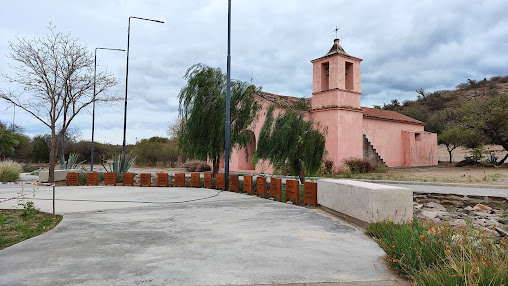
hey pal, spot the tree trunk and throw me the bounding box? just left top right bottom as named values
left=212, top=157, right=220, bottom=177
left=48, top=133, right=58, bottom=183
left=295, top=161, right=305, bottom=184
left=448, top=150, right=453, bottom=163
left=498, top=153, right=508, bottom=166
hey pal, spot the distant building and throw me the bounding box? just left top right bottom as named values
left=226, top=38, right=438, bottom=173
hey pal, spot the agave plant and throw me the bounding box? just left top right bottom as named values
left=62, top=153, right=86, bottom=170
left=101, top=153, right=136, bottom=174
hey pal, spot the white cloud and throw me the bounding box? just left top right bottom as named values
left=1, top=0, right=507, bottom=143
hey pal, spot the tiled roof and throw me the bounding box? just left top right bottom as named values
left=256, top=91, right=423, bottom=125
left=312, top=39, right=355, bottom=62
left=361, top=107, right=423, bottom=125
left=255, top=91, right=307, bottom=107
left=325, top=39, right=349, bottom=57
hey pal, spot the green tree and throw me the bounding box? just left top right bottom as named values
left=462, top=94, right=508, bottom=165
left=135, top=137, right=170, bottom=166
left=178, top=64, right=260, bottom=174
left=438, top=127, right=465, bottom=163
left=31, top=135, right=51, bottom=163
left=0, top=127, right=20, bottom=159
left=382, top=99, right=402, bottom=111
left=256, top=105, right=326, bottom=183
left=12, top=134, right=31, bottom=162
left=0, top=24, right=120, bottom=182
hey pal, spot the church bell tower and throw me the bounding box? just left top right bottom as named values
left=310, top=38, right=364, bottom=167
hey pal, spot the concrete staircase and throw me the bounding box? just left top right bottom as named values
left=363, top=134, right=386, bottom=168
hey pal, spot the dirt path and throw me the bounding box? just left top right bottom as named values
left=348, top=165, right=508, bottom=185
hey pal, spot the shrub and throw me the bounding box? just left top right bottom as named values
left=182, top=160, right=211, bottom=172
left=322, top=159, right=335, bottom=175
left=0, top=160, right=22, bottom=182
left=78, top=173, right=87, bottom=185
left=343, top=158, right=376, bottom=173
left=367, top=220, right=508, bottom=285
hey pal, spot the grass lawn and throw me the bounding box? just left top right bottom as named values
left=0, top=208, right=62, bottom=250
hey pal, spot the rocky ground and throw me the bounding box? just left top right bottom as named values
left=414, top=193, right=508, bottom=241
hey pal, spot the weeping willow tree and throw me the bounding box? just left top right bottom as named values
left=178, top=64, right=260, bottom=175
left=256, top=105, right=326, bottom=183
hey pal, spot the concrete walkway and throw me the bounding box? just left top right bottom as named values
left=0, top=185, right=404, bottom=286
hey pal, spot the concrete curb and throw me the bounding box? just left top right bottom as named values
left=355, top=179, right=508, bottom=190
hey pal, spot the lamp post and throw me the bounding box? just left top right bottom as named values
left=121, top=16, right=164, bottom=172
left=224, top=0, right=232, bottom=191
left=91, top=47, right=125, bottom=172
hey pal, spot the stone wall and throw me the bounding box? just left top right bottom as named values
left=413, top=192, right=508, bottom=239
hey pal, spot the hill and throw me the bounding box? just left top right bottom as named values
left=378, top=75, right=508, bottom=134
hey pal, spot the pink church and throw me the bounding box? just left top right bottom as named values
left=226, top=38, right=438, bottom=173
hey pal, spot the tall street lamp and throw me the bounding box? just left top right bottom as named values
left=91, top=47, right=125, bottom=172
left=224, top=0, right=232, bottom=191
left=121, top=16, right=164, bottom=172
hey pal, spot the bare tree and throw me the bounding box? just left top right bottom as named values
left=0, top=24, right=121, bottom=182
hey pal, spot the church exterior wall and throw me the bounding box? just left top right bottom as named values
left=401, top=131, right=438, bottom=167
left=224, top=98, right=274, bottom=174
left=362, top=118, right=437, bottom=167
left=362, top=118, right=424, bottom=167
left=311, top=90, right=361, bottom=110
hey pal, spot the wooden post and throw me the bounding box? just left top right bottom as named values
left=256, top=177, right=266, bottom=198
left=303, top=182, right=318, bottom=206
left=204, top=173, right=212, bottom=189
left=174, top=173, right=185, bottom=187
left=243, top=175, right=253, bottom=195
left=140, top=173, right=151, bottom=187
left=86, top=172, right=99, bottom=186
left=104, top=172, right=117, bottom=186
left=216, top=173, right=225, bottom=190
left=270, top=178, right=282, bottom=201
left=66, top=172, right=79, bottom=186
left=122, top=173, right=134, bottom=186
left=229, top=174, right=239, bottom=192
left=157, top=173, right=169, bottom=187
left=191, top=173, right=200, bottom=187
left=285, top=179, right=299, bottom=205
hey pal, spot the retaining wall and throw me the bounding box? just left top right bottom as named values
left=317, top=179, right=412, bottom=224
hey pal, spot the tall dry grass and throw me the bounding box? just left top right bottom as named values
left=0, top=160, right=22, bottom=182
left=367, top=220, right=508, bottom=285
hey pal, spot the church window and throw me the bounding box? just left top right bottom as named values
left=321, top=62, right=329, bottom=90
left=345, top=62, right=354, bottom=90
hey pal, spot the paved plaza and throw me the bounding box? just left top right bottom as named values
left=0, top=184, right=403, bottom=285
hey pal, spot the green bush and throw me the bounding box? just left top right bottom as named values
left=0, top=160, right=22, bottom=182
left=78, top=173, right=87, bottom=185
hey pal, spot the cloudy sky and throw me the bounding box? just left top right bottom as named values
left=1, top=0, right=507, bottom=144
